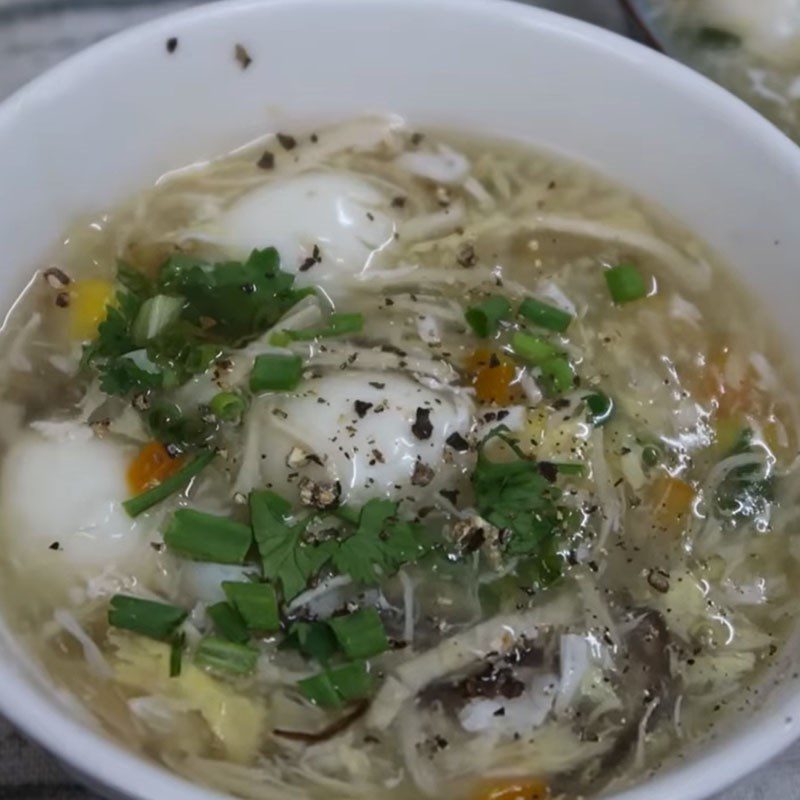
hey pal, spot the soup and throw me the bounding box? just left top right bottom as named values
left=633, top=0, right=800, bottom=141
left=0, top=115, right=797, bottom=800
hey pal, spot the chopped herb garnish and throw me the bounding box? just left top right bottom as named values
left=328, top=608, right=389, bottom=659
left=210, top=391, right=246, bottom=422
left=169, top=632, right=185, bottom=677
left=194, top=636, right=258, bottom=675
left=123, top=449, right=215, bottom=517
left=605, top=263, right=648, bottom=304
left=283, top=621, right=340, bottom=664
left=585, top=391, right=614, bottom=425
left=540, top=356, right=575, bottom=394
left=108, top=595, right=187, bottom=641
left=332, top=498, right=430, bottom=584
left=250, top=491, right=335, bottom=600
left=511, top=331, right=558, bottom=365
left=270, top=312, right=364, bottom=345
left=207, top=602, right=250, bottom=644
left=518, top=297, right=573, bottom=333
left=298, top=660, right=374, bottom=708
left=473, top=445, right=564, bottom=564
left=222, top=581, right=280, bottom=632
left=159, top=248, right=308, bottom=340
left=250, top=353, right=303, bottom=392
left=465, top=295, right=511, bottom=338
left=694, top=26, right=741, bottom=49
left=163, top=508, right=253, bottom=564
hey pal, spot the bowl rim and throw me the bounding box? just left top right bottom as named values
left=1, top=1, right=800, bottom=799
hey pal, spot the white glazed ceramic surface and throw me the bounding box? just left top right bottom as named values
left=0, top=1, right=799, bottom=799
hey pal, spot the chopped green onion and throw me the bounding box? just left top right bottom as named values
left=249, top=353, right=303, bottom=393
left=123, top=450, right=215, bottom=517
left=183, top=344, right=222, bottom=375
left=605, top=263, right=648, bottom=304
left=147, top=402, right=183, bottom=436
left=194, top=636, right=258, bottom=675
left=465, top=296, right=511, bottom=338
left=328, top=608, right=388, bottom=659
left=210, top=391, right=246, bottom=422
left=283, top=621, right=340, bottom=664
left=541, top=356, right=575, bottom=394
left=298, top=661, right=374, bottom=708
left=552, top=462, right=586, bottom=476
left=108, top=595, right=187, bottom=641
left=642, top=445, right=661, bottom=468
left=328, top=660, right=373, bottom=701
left=511, top=331, right=558, bottom=365
left=207, top=602, right=250, bottom=644
left=222, top=581, right=279, bottom=632
left=164, top=508, right=253, bottom=564
left=272, top=313, right=365, bottom=344
left=170, top=632, right=185, bottom=678
left=518, top=297, right=573, bottom=333
left=132, top=294, right=184, bottom=345
left=298, top=671, right=342, bottom=708
left=695, top=26, right=741, bottom=49
left=585, top=391, right=614, bottom=426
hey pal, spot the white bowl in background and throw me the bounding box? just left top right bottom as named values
left=0, top=1, right=799, bottom=799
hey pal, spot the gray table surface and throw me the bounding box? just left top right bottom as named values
left=0, top=0, right=798, bottom=798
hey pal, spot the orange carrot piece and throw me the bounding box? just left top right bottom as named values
left=650, top=476, right=695, bottom=524
left=465, top=348, right=520, bottom=406
left=127, top=442, right=185, bottom=495
left=472, top=778, right=549, bottom=800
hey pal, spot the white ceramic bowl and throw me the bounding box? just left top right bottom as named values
left=1, top=1, right=800, bottom=798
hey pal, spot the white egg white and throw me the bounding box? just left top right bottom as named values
left=0, top=431, right=142, bottom=587
left=238, top=370, right=474, bottom=506
left=194, top=171, right=395, bottom=288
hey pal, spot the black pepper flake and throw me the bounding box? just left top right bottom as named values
left=410, top=132, right=424, bottom=146
left=299, top=244, right=322, bottom=272
left=538, top=462, right=558, bottom=483
left=391, top=196, right=407, bottom=209
left=277, top=132, right=297, bottom=151
left=55, top=291, right=70, bottom=308
left=551, top=398, right=570, bottom=410
left=496, top=410, right=509, bottom=421
left=488, top=353, right=501, bottom=368
left=439, top=488, right=459, bottom=505
left=411, top=407, right=433, bottom=440
left=310, top=133, right=319, bottom=143
left=166, top=37, right=178, bottom=53
left=456, top=242, right=477, bottom=268
left=49, top=542, right=61, bottom=551
left=257, top=150, right=275, bottom=170
left=354, top=400, right=373, bottom=418
left=371, top=448, right=385, bottom=464
left=234, top=43, right=252, bottom=69
left=368, top=381, right=385, bottom=390
left=411, top=460, right=435, bottom=487
left=445, top=432, right=469, bottom=452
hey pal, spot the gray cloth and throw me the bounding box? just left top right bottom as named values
left=0, top=0, right=797, bottom=798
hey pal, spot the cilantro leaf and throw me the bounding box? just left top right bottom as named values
left=83, top=291, right=143, bottom=364
left=250, top=490, right=335, bottom=600
left=117, top=260, right=154, bottom=297
left=333, top=499, right=430, bottom=584
left=473, top=455, right=562, bottom=558
left=99, top=357, right=162, bottom=396
left=158, top=248, right=310, bottom=341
